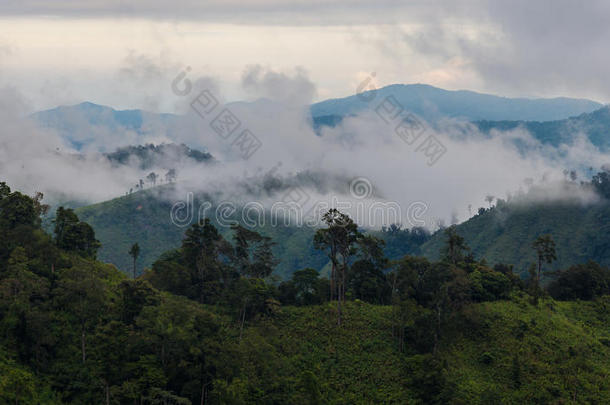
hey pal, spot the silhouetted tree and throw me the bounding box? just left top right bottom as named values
left=165, top=169, right=177, bottom=183
left=442, top=226, right=470, bottom=266
left=146, top=172, right=158, bottom=187
left=532, top=234, right=557, bottom=302
left=314, top=209, right=361, bottom=325
left=129, top=243, right=140, bottom=279
left=53, top=207, right=100, bottom=258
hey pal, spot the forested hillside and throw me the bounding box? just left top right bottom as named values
left=475, top=105, right=610, bottom=151
left=2, top=181, right=610, bottom=404
left=421, top=176, right=610, bottom=277
left=75, top=187, right=429, bottom=279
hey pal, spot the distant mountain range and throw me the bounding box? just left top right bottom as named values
left=475, top=106, right=610, bottom=151
left=26, top=84, right=610, bottom=279
left=30, top=101, right=176, bottom=150
left=30, top=84, right=606, bottom=152
left=310, top=83, right=603, bottom=122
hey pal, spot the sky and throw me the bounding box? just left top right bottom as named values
left=0, top=0, right=609, bottom=229
left=0, top=0, right=609, bottom=111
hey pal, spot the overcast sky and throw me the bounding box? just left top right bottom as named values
left=1, top=0, right=610, bottom=227
left=0, top=0, right=609, bottom=111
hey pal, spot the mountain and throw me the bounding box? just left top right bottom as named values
left=32, top=85, right=604, bottom=152
left=475, top=105, right=610, bottom=151
left=311, top=83, right=603, bottom=122
left=420, top=198, right=610, bottom=277
left=3, top=175, right=610, bottom=404
left=75, top=174, right=610, bottom=280
left=74, top=182, right=610, bottom=281
left=75, top=187, right=328, bottom=279
left=30, top=102, right=178, bottom=150
left=74, top=186, right=429, bottom=278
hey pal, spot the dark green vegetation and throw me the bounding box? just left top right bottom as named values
left=75, top=187, right=329, bottom=279
left=105, top=143, right=213, bottom=170
left=76, top=173, right=610, bottom=286
left=2, top=180, right=610, bottom=403
left=75, top=188, right=429, bottom=279
left=421, top=197, right=610, bottom=277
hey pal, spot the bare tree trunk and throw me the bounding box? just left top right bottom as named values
left=81, top=324, right=86, bottom=363
left=239, top=301, right=247, bottom=340
left=200, top=380, right=210, bottom=405
left=433, top=303, right=441, bottom=355
left=161, top=342, right=166, bottom=368
left=330, top=263, right=335, bottom=302
left=335, top=263, right=339, bottom=326
left=133, top=257, right=137, bottom=279
left=105, top=381, right=110, bottom=405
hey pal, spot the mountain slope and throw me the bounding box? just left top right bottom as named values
left=75, top=187, right=428, bottom=278
left=32, top=85, right=604, bottom=152
left=311, top=83, right=602, bottom=122
left=475, top=105, right=610, bottom=151
left=421, top=200, right=610, bottom=276
left=75, top=187, right=329, bottom=278
left=30, top=102, right=177, bottom=151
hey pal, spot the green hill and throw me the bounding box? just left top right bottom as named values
left=232, top=296, right=610, bottom=404
left=2, top=179, right=610, bottom=404
left=75, top=187, right=329, bottom=279
left=421, top=200, right=610, bottom=277
left=75, top=187, right=428, bottom=279
left=75, top=182, right=610, bottom=282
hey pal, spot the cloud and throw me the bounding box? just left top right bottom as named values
left=360, top=0, right=610, bottom=102
left=3, top=63, right=610, bottom=230
left=0, top=1, right=429, bottom=24
left=0, top=86, right=143, bottom=203
left=158, top=69, right=610, bottom=229
left=241, top=65, right=316, bottom=106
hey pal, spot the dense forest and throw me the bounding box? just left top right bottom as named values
left=422, top=171, right=610, bottom=274
left=76, top=171, right=610, bottom=282
left=74, top=189, right=431, bottom=279
left=1, top=180, right=610, bottom=404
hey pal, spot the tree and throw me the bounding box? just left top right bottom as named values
left=288, top=268, right=325, bottom=306
left=349, top=235, right=389, bottom=304
left=313, top=209, right=361, bottom=325
left=129, top=243, right=140, bottom=279
left=165, top=169, right=177, bottom=183
left=231, top=224, right=277, bottom=279
left=146, top=172, right=158, bottom=187
left=547, top=261, right=610, bottom=300
left=591, top=171, right=610, bottom=199
left=53, top=207, right=101, bottom=258
left=531, top=234, right=557, bottom=301
left=348, top=260, right=388, bottom=304
left=442, top=226, right=470, bottom=266
left=0, top=190, right=38, bottom=230
left=53, top=207, right=79, bottom=245
left=145, top=250, right=192, bottom=298
left=182, top=219, right=233, bottom=304
left=485, top=195, right=495, bottom=208
left=54, top=266, right=107, bottom=364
